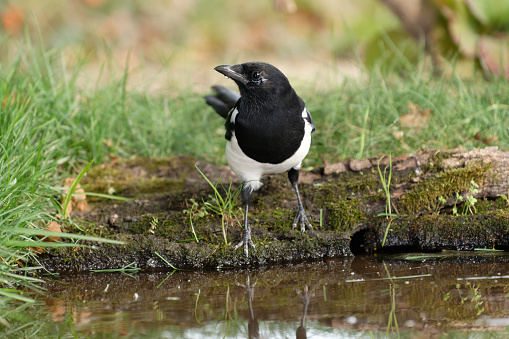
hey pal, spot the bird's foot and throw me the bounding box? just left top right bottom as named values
left=292, top=207, right=313, bottom=233
left=234, top=228, right=255, bottom=256
left=236, top=276, right=257, bottom=299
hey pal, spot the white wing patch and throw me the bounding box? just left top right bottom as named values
left=230, top=107, right=239, bottom=123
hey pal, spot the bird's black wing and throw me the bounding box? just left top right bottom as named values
left=299, top=97, right=315, bottom=133
left=204, top=85, right=241, bottom=119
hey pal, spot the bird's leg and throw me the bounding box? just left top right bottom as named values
left=296, top=285, right=310, bottom=338
left=288, top=168, right=312, bottom=232
left=234, top=184, right=255, bottom=256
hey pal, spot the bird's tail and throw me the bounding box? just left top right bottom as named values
left=204, top=85, right=240, bottom=119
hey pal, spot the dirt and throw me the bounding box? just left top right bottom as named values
left=35, top=148, right=509, bottom=272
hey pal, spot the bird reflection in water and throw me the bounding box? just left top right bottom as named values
left=238, top=276, right=311, bottom=339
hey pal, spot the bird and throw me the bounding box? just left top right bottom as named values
left=205, top=61, right=315, bottom=256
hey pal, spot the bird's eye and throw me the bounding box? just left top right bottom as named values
left=252, top=71, right=261, bottom=80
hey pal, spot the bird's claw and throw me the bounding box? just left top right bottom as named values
left=234, top=228, right=255, bottom=256
left=292, top=207, right=313, bottom=233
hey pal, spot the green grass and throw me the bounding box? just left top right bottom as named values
left=1, top=53, right=63, bottom=309
left=6, top=35, right=509, bottom=171
left=377, top=154, right=395, bottom=247
left=89, top=262, right=141, bottom=274
left=196, top=164, right=243, bottom=246
left=307, top=64, right=509, bottom=167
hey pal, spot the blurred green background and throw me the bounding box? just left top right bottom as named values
left=3, top=0, right=508, bottom=93
left=2, top=0, right=509, bottom=93
left=0, top=0, right=414, bottom=94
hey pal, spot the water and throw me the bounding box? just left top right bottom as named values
left=42, top=252, right=509, bottom=338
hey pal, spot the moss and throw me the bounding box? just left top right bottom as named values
left=326, top=198, right=366, bottom=232
left=374, top=209, right=509, bottom=251
left=310, top=175, right=372, bottom=233
left=133, top=177, right=184, bottom=194
left=473, top=198, right=504, bottom=214
left=423, top=150, right=452, bottom=173
left=37, top=232, right=352, bottom=272
left=255, top=191, right=292, bottom=210
left=128, top=212, right=220, bottom=243
left=254, top=207, right=294, bottom=231
left=86, top=176, right=185, bottom=200
left=494, top=196, right=509, bottom=210
left=83, top=156, right=198, bottom=201
left=51, top=150, right=508, bottom=270
left=124, top=157, right=194, bottom=173
left=398, top=161, right=493, bottom=214
left=341, top=170, right=380, bottom=194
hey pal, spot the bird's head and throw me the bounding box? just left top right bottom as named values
left=214, top=62, right=291, bottom=99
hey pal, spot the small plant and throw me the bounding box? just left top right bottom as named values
left=377, top=154, right=397, bottom=247
left=443, top=291, right=451, bottom=302
left=464, top=195, right=478, bottom=215
left=61, top=160, right=94, bottom=219
left=377, top=154, right=393, bottom=217
left=456, top=282, right=485, bottom=316
left=453, top=180, right=479, bottom=215
left=465, top=180, right=479, bottom=215
left=155, top=251, right=181, bottom=271
left=183, top=198, right=206, bottom=243
left=434, top=196, right=447, bottom=215
left=195, top=165, right=243, bottom=246
left=148, top=217, right=159, bottom=234
left=452, top=192, right=463, bottom=216
left=90, top=262, right=140, bottom=274
left=383, top=262, right=400, bottom=337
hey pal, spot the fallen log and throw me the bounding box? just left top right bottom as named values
left=319, top=146, right=509, bottom=252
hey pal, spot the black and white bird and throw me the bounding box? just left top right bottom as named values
left=205, top=62, right=315, bottom=256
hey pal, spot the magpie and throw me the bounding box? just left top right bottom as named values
left=205, top=62, right=315, bottom=256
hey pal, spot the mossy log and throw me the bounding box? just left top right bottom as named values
left=36, top=147, right=509, bottom=272
left=325, top=146, right=508, bottom=206
left=321, top=146, right=509, bottom=252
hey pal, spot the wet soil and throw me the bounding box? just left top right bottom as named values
left=36, top=147, right=509, bottom=272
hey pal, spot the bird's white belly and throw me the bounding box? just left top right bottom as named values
left=225, top=121, right=312, bottom=192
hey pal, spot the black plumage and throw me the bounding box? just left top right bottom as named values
left=205, top=61, right=315, bottom=255
left=204, top=85, right=240, bottom=119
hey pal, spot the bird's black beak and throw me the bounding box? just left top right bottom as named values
left=214, top=65, right=249, bottom=85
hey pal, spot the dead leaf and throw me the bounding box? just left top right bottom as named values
left=400, top=102, right=431, bottom=129
left=103, top=139, right=113, bottom=147
left=43, top=221, right=62, bottom=241
left=30, top=220, right=63, bottom=254
left=392, top=130, right=405, bottom=141
left=1, top=5, right=24, bottom=34
left=108, top=153, right=119, bottom=167
left=474, top=132, right=498, bottom=145
left=62, top=177, right=90, bottom=216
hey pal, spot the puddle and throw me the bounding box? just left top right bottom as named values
left=41, top=252, right=509, bottom=338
